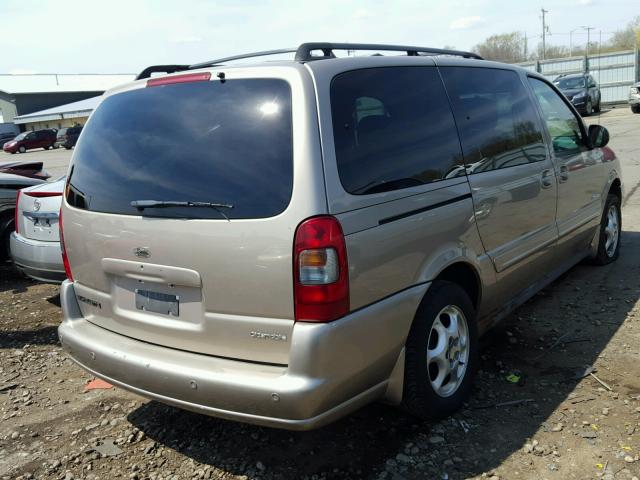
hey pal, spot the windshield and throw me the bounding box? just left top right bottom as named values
left=14, top=133, right=26, bottom=140
left=554, top=77, right=585, bottom=90
left=66, top=78, right=293, bottom=219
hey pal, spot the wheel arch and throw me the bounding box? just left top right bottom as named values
left=432, top=261, right=482, bottom=312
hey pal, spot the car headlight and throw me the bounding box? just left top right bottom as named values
left=632, top=87, right=639, bottom=94
left=573, top=91, right=587, bottom=99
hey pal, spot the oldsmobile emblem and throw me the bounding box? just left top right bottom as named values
left=33, top=199, right=41, bottom=211
left=133, top=247, right=151, bottom=258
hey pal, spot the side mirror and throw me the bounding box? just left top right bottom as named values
left=588, top=124, right=609, bottom=148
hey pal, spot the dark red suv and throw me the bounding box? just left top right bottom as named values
left=3, top=129, right=57, bottom=154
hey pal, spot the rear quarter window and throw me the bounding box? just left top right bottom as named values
left=330, top=67, right=464, bottom=195
left=67, top=78, right=293, bottom=219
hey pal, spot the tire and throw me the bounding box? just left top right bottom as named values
left=585, top=99, right=593, bottom=116
left=402, top=280, right=478, bottom=420
left=18, top=145, right=26, bottom=153
left=632, top=105, right=640, bottom=114
left=64, top=146, right=72, bottom=150
left=591, top=193, right=621, bottom=265
left=0, top=223, right=12, bottom=262
left=594, top=100, right=601, bottom=113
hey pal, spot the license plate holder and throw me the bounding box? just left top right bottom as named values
left=135, top=289, right=179, bottom=316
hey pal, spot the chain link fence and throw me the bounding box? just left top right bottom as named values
left=517, top=49, right=639, bottom=104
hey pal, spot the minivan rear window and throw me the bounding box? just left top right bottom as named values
left=67, top=79, right=293, bottom=219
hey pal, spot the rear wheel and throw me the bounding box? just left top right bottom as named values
left=402, top=280, right=478, bottom=420
left=591, top=193, right=621, bottom=265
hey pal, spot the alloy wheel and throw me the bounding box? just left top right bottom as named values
left=604, top=204, right=620, bottom=257
left=426, top=305, right=470, bottom=397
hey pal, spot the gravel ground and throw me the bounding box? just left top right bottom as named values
left=1, top=108, right=639, bottom=480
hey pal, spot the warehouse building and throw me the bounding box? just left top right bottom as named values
left=0, top=73, right=134, bottom=131
left=12, top=95, right=101, bottom=131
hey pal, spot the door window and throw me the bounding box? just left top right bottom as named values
left=528, top=77, right=586, bottom=156
left=330, top=67, right=464, bottom=195
left=440, top=67, right=546, bottom=174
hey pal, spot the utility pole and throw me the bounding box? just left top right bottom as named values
left=582, top=25, right=595, bottom=57
left=541, top=8, right=548, bottom=60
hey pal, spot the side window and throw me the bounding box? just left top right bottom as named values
left=528, top=77, right=586, bottom=156
left=330, top=67, right=464, bottom=195
left=440, top=67, right=546, bottom=174
left=355, top=96, right=385, bottom=123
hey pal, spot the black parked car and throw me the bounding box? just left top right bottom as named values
left=54, top=126, right=83, bottom=149
left=553, top=73, right=601, bottom=116
left=0, top=132, right=17, bottom=145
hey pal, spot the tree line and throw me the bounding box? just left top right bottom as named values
left=470, top=16, right=639, bottom=63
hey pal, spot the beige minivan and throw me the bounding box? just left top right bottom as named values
left=58, top=43, right=622, bottom=430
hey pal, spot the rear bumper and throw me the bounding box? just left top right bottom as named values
left=10, top=232, right=65, bottom=283
left=58, top=280, right=427, bottom=430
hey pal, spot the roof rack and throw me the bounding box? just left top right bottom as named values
left=293, top=42, right=483, bottom=61
left=135, top=43, right=482, bottom=80
left=189, top=48, right=297, bottom=70
left=135, top=64, right=190, bottom=80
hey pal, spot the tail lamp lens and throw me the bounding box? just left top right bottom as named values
left=294, top=216, right=349, bottom=322
left=59, top=209, right=73, bottom=281
left=14, top=190, right=21, bottom=234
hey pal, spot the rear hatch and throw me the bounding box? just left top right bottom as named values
left=62, top=69, right=318, bottom=364
left=17, top=179, right=65, bottom=242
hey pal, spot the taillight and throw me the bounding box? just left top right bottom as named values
left=24, top=192, right=62, bottom=198
left=146, top=72, right=211, bottom=87
left=14, top=190, right=21, bottom=234
left=294, top=216, right=349, bottom=322
left=59, top=208, right=73, bottom=281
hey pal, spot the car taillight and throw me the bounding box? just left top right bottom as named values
left=59, top=209, right=73, bottom=281
left=24, top=192, right=62, bottom=198
left=14, top=190, right=21, bottom=234
left=146, top=72, right=211, bottom=87
left=293, top=216, right=349, bottom=322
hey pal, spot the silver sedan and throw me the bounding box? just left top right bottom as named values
left=10, top=177, right=65, bottom=283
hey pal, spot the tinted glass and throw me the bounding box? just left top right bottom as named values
left=67, top=79, right=293, bottom=219
left=555, top=77, right=586, bottom=90
left=440, top=67, right=546, bottom=174
left=528, top=77, right=585, bottom=156
left=330, top=67, right=464, bottom=195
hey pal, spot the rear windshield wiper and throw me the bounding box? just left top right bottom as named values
left=131, top=200, right=234, bottom=221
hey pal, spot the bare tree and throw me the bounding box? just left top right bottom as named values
left=532, top=43, right=569, bottom=60
left=472, top=32, right=527, bottom=63
left=608, top=16, right=640, bottom=50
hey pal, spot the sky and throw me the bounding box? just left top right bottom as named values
left=2, top=0, right=635, bottom=74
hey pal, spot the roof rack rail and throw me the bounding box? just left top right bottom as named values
left=294, top=42, right=483, bottom=61
left=135, top=65, right=190, bottom=80
left=189, top=48, right=297, bottom=70
left=135, top=43, right=482, bottom=81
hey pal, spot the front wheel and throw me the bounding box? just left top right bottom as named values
left=632, top=105, right=640, bottom=114
left=18, top=145, right=26, bottom=153
left=593, top=100, right=601, bottom=113
left=591, top=193, right=621, bottom=265
left=402, top=280, right=478, bottom=420
left=585, top=99, right=593, bottom=116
